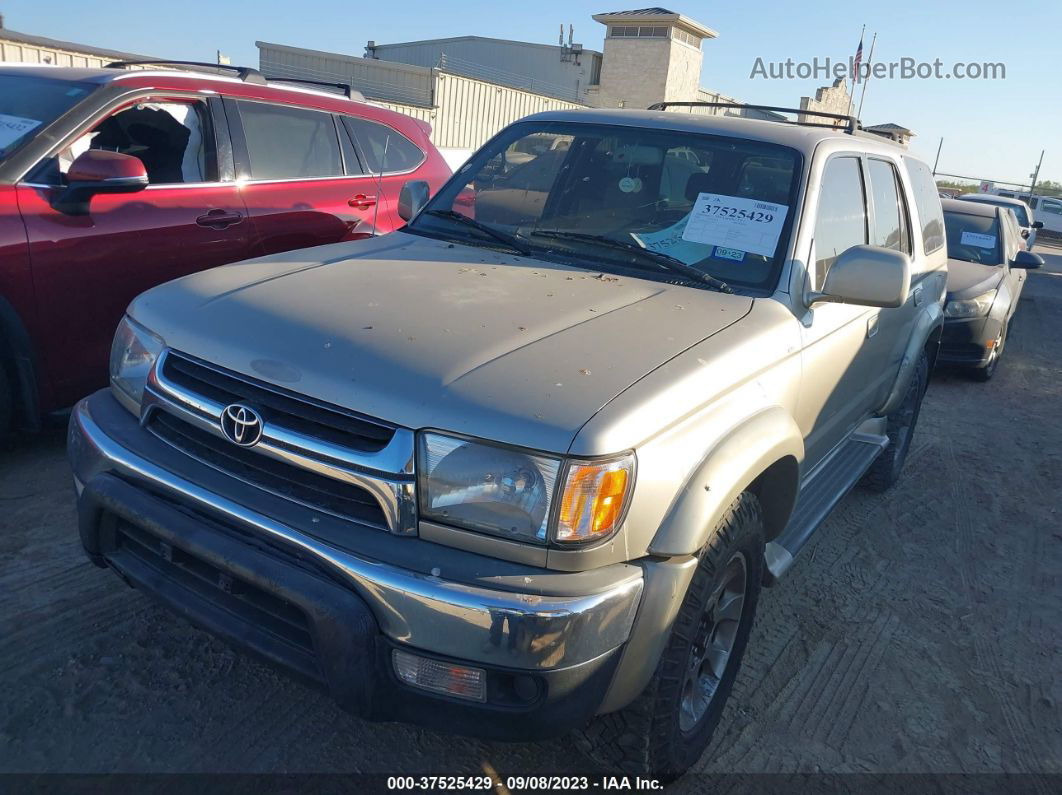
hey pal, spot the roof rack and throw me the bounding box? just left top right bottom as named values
left=261, top=75, right=364, bottom=101
left=647, top=101, right=860, bottom=135
left=104, top=59, right=267, bottom=85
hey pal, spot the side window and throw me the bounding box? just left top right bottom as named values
left=237, top=101, right=342, bottom=180
left=903, top=157, right=945, bottom=253
left=868, top=159, right=909, bottom=253
left=343, top=117, right=425, bottom=174
left=53, top=99, right=215, bottom=185
left=814, top=156, right=867, bottom=283
left=1041, top=200, right=1062, bottom=216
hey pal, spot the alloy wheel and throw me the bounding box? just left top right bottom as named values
left=679, top=552, right=748, bottom=733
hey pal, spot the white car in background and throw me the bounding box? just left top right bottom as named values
left=959, top=194, right=1042, bottom=249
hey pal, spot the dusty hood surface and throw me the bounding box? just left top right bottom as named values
left=946, top=258, right=1004, bottom=299
left=131, top=233, right=752, bottom=453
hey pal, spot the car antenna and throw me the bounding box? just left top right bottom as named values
left=371, top=134, right=390, bottom=237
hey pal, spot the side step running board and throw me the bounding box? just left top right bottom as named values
left=764, top=432, right=888, bottom=582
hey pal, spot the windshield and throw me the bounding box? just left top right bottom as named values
left=969, top=198, right=1030, bottom=227
left=409, top=121, right=802, bottom=291
left=945, top=211, right=1002, bottom=265
left=0, top=74, right=95, bottom=161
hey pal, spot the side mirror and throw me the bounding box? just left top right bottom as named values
left=397, top=179, right=430, bottom=222
left=1011, top=250, right=1043, bottom=269
left=1021, top=229, right=1030, bottom=238
left=809, top=245, right=911, bottom=309
left=1032, top=221, right=1044, bottom=229
left=53, top=150, right=148, bottom=215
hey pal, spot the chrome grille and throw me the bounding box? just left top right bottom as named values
left=142, top=349, right=417, bottom=535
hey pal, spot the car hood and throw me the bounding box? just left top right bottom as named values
left=130, top=232, right=753, bottom=453
left=946, top=258, right=1004, bottom=300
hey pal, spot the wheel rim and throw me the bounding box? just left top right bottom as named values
left=679, top=552, right=748, bottom=733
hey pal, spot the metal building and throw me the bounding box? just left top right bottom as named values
left=365, top=35, right=602, bottom=104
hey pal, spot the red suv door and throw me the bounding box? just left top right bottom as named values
left=226, top=99, right=396, bottom=252
left=16, top=95, right=254, bottom=409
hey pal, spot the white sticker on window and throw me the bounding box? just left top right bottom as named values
left=682, top=193, right=789, bottom=258
left=960, top=231, right=996, bottom=248
left=0, top=114, right=42, bottom=150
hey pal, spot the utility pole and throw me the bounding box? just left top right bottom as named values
left=932, top=138, right=943, bottom=176
left=1029, top=149, right=1045, bottom=196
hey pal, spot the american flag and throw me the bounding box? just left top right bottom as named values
left=853, top=35, right=864, bottom=84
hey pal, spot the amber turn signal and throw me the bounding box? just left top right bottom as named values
left=555, top=455, right=634, bottom=543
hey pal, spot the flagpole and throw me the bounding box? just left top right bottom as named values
left=856, top=32, right=877, bottom=122
left=846, top=24, right=865, bottom=119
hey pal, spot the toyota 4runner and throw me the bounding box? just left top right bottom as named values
left=68, top=105, right=946, bottom=779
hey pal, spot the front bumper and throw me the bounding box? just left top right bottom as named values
left=69, top=390, right=645, bottom=738
left=938, top=315, right=1003, bottom=368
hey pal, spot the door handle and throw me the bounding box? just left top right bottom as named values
left=348, top=194, right=377, bottom=210
left=866, top=314, right=879, bottom=338
left=196, top=210, right=243, bottom=229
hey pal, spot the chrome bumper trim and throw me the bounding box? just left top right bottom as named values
left=70, top=398, right=644, bottom=670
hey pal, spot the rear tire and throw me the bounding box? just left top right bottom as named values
left=574, top=492, right=765, bottom=781
left=861, top=349, right=928, bottom=492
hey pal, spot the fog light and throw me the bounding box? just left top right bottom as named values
left=392, top=649, right=487, bottom=702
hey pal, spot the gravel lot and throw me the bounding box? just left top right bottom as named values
left=1, top=246, right=1060, bottom=786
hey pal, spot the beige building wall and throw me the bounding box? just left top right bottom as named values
left=799, top=78, right=852, bottom=124
left=593, top=37, right=672, bottom=109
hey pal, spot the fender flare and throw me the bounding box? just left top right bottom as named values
left=0, top=295, right=40, bottom=430
left=647, top=405, right=804, bottom=557
left=879, top=301, right=943, bottom=416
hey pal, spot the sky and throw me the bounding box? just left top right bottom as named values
left=3, top=0, right=1059, bottom=185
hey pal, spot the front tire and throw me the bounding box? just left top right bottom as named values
left=575, top=492, right=765, bottom=781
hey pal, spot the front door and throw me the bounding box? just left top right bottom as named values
left=18, top=95, right=253, bottom=408
left=796, top=154, right=897, bottom=471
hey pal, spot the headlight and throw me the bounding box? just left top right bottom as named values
left=944, top=290, right=996, bottom=318
left=417, top=432, right=635, bottom=546
left=109, top=315, right=164, bottom=413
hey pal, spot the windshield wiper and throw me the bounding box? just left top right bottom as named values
left=529, top=230, right=733, bottom=294
left=421, top=209, right=532, bottom=255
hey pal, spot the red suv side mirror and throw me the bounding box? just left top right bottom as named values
left=53, top=150, right=149, bottom=215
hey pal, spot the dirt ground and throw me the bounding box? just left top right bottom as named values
left=1, top=247, right=1059, bottom=786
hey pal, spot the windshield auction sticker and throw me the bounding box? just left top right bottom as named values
left=682, top=193, right=789, bottom=257
left=0, top=114, right=42, bottom=150
left=960, top=231, right=997, bottom=248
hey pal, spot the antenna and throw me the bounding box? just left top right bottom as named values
left=568, top=25, right=573, bottom=48
left=559, top=24, right=564, bottom=47
left=370, top=134, right=389, bottom=236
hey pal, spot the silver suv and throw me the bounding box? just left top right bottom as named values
left=68, top=107, right=946, bottom=779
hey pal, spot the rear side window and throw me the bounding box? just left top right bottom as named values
left=868, top=159, right=909, bottom=252
left=814, top=156, right=867, bottom=281
left=903, top=157, right=945, bottom=253
left=344, top=117, right=424, bottom=174
left=238, top=101, right=342, bottom=180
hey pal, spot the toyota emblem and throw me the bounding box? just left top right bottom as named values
left=220, top=403, right=264, bottom=447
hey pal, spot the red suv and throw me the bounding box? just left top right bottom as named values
left=0, top=62, right=450, bottom=433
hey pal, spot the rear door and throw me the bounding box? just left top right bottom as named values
left=17, top=94, right=253, bottom=408
left=342, top=116, right=428, bottom=229
left=226, top=99, right=387, bottom=253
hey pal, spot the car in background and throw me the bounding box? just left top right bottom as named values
left=991, top=191, right=1062, bottom=241
left=0, top=62, right=450, bottom=434
left=958, top=193, right=1042, bottom=249
left=940, top=199, right=1043, bottom=380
